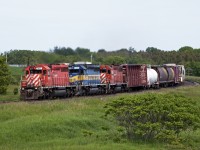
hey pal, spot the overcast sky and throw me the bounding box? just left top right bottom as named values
left=0, top=0, right=199, bottom=53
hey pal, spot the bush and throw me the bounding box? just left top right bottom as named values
left=0, top=56, right=10, bottom=94
left=10, top=75, right=22, bottom=85
left=10, top=76, right=19, bottom=85
left=105, top=93, right=200, bottom=143
left=13, top=88, right=18, bottom=95
left=0, top=86, right=7, bottom=94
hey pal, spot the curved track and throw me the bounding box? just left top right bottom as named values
left=0, top=81, right=199, bottom=105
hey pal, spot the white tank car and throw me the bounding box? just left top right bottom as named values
left=147, top=68, right=158, bottom=87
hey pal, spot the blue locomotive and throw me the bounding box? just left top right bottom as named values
left=68, top=63, right=102, bottom=95
left=69, top=64, right=101, bottom=85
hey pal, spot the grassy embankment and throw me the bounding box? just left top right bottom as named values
left=0, top=85, right=200, bottom=149
left=186, top=76, right=200, bottom=83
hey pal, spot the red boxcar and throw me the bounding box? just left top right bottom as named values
left=122, top=64, right=148, bottom=88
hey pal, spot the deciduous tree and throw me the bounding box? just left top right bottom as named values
left=0, top=56, right=11, bottom=94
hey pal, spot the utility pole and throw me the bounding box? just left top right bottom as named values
left=27, top=57, right=30, bottom=66
left=5, top=52, right=7, bottom=64
left=91, top=54, right=93, bottom=63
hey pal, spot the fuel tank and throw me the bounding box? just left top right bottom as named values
left=52, top=90, right=66, bottom=97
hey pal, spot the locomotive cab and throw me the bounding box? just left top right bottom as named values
left=100, top=65, right=111, bottom=84
left=23, top=66, right=42, bottom=88
left=69, top=65, right=86, bottom=85
left=20, top=65, right=50, bottom=100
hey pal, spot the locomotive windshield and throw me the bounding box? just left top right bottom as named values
left=30, top=70, right=42, bottom=74
left=70, top=69, right=79, bottom=73
left=100, top=69, right=106, bottom=73
left=27, top=66, right=43, bottom=74
left=25, top=70, right=42, bottom=75
left=100, top=69, right=111, bottom=74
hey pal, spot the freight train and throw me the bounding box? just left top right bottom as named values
left=20, top=62, right=185, bottom=100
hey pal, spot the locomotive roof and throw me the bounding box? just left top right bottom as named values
left=121, top=64, right=147, bottom=66
left=69, top=64, right=100, bottom=70
left=25, top=64, right=50, bottom=70
left=36, top=64, right=50, bottom=69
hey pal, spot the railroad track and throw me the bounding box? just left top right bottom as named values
left=0, top=81, right=199, bottom=105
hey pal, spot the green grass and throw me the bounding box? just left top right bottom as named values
left=0, top=85, right=200, bottom=149
left=0, top=84, right=20, bottom=101
left=186, top=76, right=200, bottom=83
left=8, top=66, right=24, bottom=76
left=8, top=66, right=24, bottom=85
left=0, top=98, right=165, bottom=150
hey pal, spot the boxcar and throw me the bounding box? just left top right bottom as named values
left=122, top=64, right=148, bottom=88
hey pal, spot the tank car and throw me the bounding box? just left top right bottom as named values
left=152, top=64, right=185, bottom=87
left=147, top=68, right=159, bottom=88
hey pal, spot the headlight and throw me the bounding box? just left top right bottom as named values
left=35, top=87, right=37, bottom=90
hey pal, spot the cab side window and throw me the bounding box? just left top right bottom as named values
left=43, top=70, right=47, bottom=75
left=48, top=70, right=51, bottom=76
left=80, top=70, right=84, bottom=75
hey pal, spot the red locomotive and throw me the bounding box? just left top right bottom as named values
left=20, top=64, right=75, bottom=100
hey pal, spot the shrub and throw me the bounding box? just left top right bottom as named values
left=10, top=75, right=21, bottom=85
left=0, top=56, right=11, bottom=94
left=105, top=93, right=200, bottom=143
left=13, top=88, right=18, bottom=95
left=0, top=86, right=7, bottom=94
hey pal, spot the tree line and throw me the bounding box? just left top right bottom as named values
left=0, top=46, right=200, bottom=101
left=3, top=45, right=200, bottom=76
